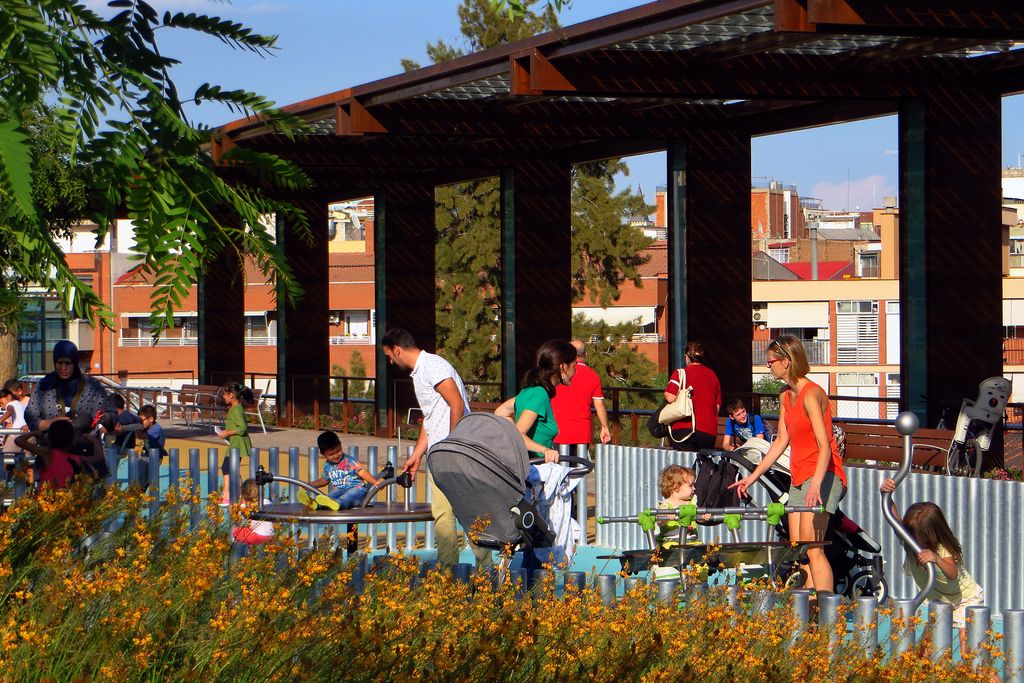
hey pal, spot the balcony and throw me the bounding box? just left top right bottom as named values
left=120, top=336, right=198, bottom=347
left=244, top=336, right=277, bottom=346
left=753, top=338, right=830, bottom=366
left=330, top=335, right=374, bottom=346
left=1010, top=253, right=1024, bottom=269
left=630, top=333, right=664, bottom=343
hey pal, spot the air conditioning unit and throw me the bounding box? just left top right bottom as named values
left=752, top=302, right=767, bottom=324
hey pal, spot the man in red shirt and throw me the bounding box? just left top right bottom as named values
left=551, top=339, right=611, bottom=453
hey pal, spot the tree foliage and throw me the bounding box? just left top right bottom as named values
left=407, top=0, right=654, bottom=393
left=0, top=1, right=310, bottom=334
left=570, top=313, right=661, bottom=410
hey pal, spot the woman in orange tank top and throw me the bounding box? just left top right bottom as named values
left=730, top=335, right=847, bottom=595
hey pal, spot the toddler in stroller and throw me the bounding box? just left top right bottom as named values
left=427, top=412, right=592, bottom=574
left=722, top=441, right=887, bottom=602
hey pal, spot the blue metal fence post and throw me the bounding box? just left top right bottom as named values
left=1004, top=608, right=1024, bottom=683
left=148, top=448, right=161, bottom=516
left=268, top=447, right=280, bottom=501
left=577, top=444, right=588, bottom=546
left=366, top=446, right=378, bottom=552
left=229, top=448, right=241, bottom=504
left=307, top=446, right=319, bottom=548
left=189, top=448, right=200, bottom=531
left=249, top=447, right=260, bottom=480
left=207, top=448, right=219, bottom=503
left=966, top=605, right=991, bottom=671
left=168, top=448, right=180, bottom=494
left=386, top=445, right=397, bottom=551
left=128, top=451, right=140, bottom=489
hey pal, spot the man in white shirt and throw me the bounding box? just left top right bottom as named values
left=381, top=328, right=492, bottom=570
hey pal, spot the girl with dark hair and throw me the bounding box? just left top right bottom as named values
left=881, top=478, right=984, bottom=651
left=496, top=339, right=577, bottom=463
left=216, top=382, right=254, bottom=506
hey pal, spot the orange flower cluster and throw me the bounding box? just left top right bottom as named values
left=0, top=483, right=1004, bottom=681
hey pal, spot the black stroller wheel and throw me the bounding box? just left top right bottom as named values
left=847, top=570, right=888, bottom=605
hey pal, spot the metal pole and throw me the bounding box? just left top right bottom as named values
left=189, top=448, right=200, bottom=531
left=1005, top=608, right=1024, bottom=683
left=386, top=445, right=397, bottom=551
left=966, top=605, right=991, bottom=670
left=288, top=447, right=300, bottom=502
left=424, top=458, right=435, bottom=551
left=168, top=448, right=179, bottom=494
left=105, top=446, right=117, bottom=487
left=148, top=448, right=161, bottom=516
left=405, top=472, right=416, bottom=555
left=249, top=447, right=259, bottom=480
left=366, top=446, right=378, bottom=552
left=882, top=411, right=935, bottom=611
left=893, top=598, right=917, bottom=655
left=307, top=446, right=319, bottom=548
left=207, top=448, right=218, bottom=504
left=930, top=601, right=953, bottom=663
left=577, top=444, right=588, bottom=546
left=656, top=578, right=678, bottom=605
left=856, top=596, right=878, bottom=658
left=623, top=576, right=645, bottom=593
left=268, top=447, right=280, bottom=501
left=127, top=451, right=139, bottom=488
left=598, top=574, right=617, bottom=607
left=228, top=448, right=241, bottom=505
left=790, top=590, right=811, bottom=648
left=566, top=571, right=586, bottom=595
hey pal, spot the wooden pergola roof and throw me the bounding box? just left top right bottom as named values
left=219, top=0, right=1024, bottom=192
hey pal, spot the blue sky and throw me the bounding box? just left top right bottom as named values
left=146, top=0, right=1024, bottom=211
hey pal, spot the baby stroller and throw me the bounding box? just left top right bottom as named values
left=719, top=441, right=888, bottom=603
left=427, top=412, right=592, bottom=570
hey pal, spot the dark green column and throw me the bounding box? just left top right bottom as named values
left=198, top=243, right=244, bottom=386
left=899, top=90, right=1003, bottom=426
left=667, top=139, right=687, bottom=373
left=277, top=200, right=330, bottom=423
left=500, top=160, right=572, bottom=395
left=373, top=183, right=436, bottom=435
left=667, top=131, right=753, bottom=397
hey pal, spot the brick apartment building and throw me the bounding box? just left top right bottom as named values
left=18, top=173, right=1024, bottom=416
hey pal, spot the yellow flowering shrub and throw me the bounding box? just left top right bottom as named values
left=0, top=483, right=1004, bottom=682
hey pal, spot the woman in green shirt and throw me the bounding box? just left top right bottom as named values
left=496, top=339, right=577, bottom=463
left=215, top=382, right=254, bottom=506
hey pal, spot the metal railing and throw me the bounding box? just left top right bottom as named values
left=329, top=335, right=374, bottom=345
left=120, top=336, right=198, bottom=347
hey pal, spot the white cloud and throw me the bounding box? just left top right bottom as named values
left=809, top=174, right=895, bottom=212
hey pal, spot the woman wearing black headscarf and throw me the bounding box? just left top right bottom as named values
left=25, top=340, right=115, bottom=432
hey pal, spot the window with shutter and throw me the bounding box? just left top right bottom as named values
left=836, top=301, right=879, bottom=364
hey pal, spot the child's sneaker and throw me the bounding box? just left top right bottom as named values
left=219, top=495, right=230, bottom=508
left=316, top=494, right=340, bottom=511
left=297, top=489, right=317, bottom=511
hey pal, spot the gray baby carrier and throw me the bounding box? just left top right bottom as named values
left=427, top=412, right=554, bottom=551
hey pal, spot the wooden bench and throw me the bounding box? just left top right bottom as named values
left=711, top=415, right=951, bottom=471
left=836, top=421, right=951, bottom=470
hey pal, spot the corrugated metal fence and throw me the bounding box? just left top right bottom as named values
left=594, top=444, right=1024, bottom=618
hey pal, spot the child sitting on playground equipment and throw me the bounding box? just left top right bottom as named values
left=656, top=465, right=702, bottom=547
left=653, top=465, right=712, bottom=580
left=880, top=478, right=985, bottom=648
left=233, top=478, right=274, bottom=545
left=298, top=430, right=381, bottom=511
